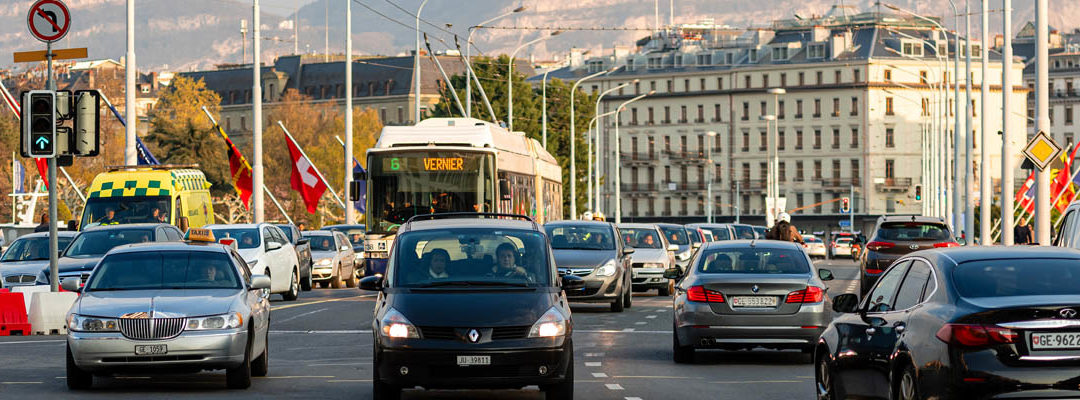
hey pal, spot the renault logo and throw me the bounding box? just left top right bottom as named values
left=751, top=285, right=759, bottom=293
left=467, top=329, right=481, bottom=343
left=1061, top=308, right=1078, bottom=319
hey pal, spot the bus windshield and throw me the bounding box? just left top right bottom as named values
left=368, top=151, right=494, bottom=233
left=81, top=196, right=171, bottom=228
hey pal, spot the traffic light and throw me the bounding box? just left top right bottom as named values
left=841, top=197, right=850, bottom=213
left=914, top=185, right=923, bottom=201
left=22, top=90, right=56, bottom=158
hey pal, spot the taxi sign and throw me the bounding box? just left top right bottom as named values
left=185, top=228, right=216, bottom=242
left=1023, top=130, right=1062, bottom=172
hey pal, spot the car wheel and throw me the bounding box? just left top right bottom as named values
left=672, top=327, right=694, bottom=364
left=331, top=266, right=343, bottom=289
left=373, top=352, right=401, bottom=400
left=816, top=354, right=841, bottom=400
left=623, top=283, right=633, bottom=309
left=659, top=280, right=673, bottom=297
left=346, top=266, right=358, bottom=288
left=895, top=364, right=920, bottom=400
left=542, top=353, right=573, bottom=400
left=66, top=344, right=93, bottom=390
left=300, top=264, right=313, bottom=291
left=281, top=269, right=299, bottom=301
left=226, top=334, right=253, bottom=389
left=610, top=287, right=625, bottom=312
left=251, top=329, right=269, bottom=377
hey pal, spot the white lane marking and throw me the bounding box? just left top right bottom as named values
left=654, top=309, right=666, bottom=313
left=710, top=380, right=805, bottom=384
left=621, top=328, right=635, bottom=332
left=626, top=397, right=643, bottom=400
left=645, top=315, right=657, bottom=319
left=262, top=375, right=336, bottom=379
left=635, top=322, right=647, bottom=325
left=0, top=340, right=64, bottom=345
left=605, top=383, right=624, bottom=390
left=585, top=361, right=602, bottom=367
left=270, top=330, right=371, bottom=334
left=327, top=379, right=373, bottom=383
left=275, top=307, right=329, bottom=324
left=592, top=372, right=608, bottom=378
left=585, top=352, right=604, bottom=357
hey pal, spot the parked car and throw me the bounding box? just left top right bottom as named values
left=361, top=214, right=579, bottom=399
left=545, top=220, right=634, bottom=312
left=208, top=223, right=301, bottom=301
left=817, top=246, right=1080, bottom=400
left=301, top=230, right=357, bottom=288
left=275, top=223, right=313, bottom=291
left=801, top=235, right=827, bottom=258
left=52, top=224, right=183, bottom=287
left=859, top=216, right=956, bottom=295
left=687, top=223, right=735, bottom=241
left=0, top=231, right=76, bottom=288
left=671, top=240, right=833, bottom=363
left=619, top=223, right=677, bottom=295
left=657, top=223, right=694, bottom=269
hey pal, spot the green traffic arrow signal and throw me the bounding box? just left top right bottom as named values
left=35, top=136, right=49, bottom=149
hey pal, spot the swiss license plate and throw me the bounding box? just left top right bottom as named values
left=1031, top=332, right=1080, bottom=350
left=134, top=344, right=167, bottom=355
left=456, top=355, right=491, bottom=366
left=731, top=296, right=778, bottom=308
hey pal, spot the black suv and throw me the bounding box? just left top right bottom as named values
left=361, top=213, right=582, bottom=400
left=858, top=215, right=956, bottom=294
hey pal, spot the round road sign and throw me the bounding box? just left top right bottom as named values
left=27, top=0, right=71, bottom=43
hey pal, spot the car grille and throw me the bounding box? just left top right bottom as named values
left=558, top=268, right=592, bottom=277
left=491, top=326, right=530, bottom=340
left=419, top=326, right=456, bottom=340
left=58, top=272, right=91, bottom=286
left=4, top=274, right=37, bottom=284
left=580, top=287, right=601, bottom=296
left=418, top=326, right=531, bottom=341
left=118, top=318, right=186, bottom=340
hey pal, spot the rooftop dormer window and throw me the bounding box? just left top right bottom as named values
left=772, top=47, right=789, bottom=61
left=902, top=41, right=923, bottom=57
left=808, top=43, right=826, bottom=59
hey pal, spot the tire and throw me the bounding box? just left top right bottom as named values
left=281, top=269, right=299, bottom=301
left=331, top=266, right=343, bottom=289
left=251, top=329, right=269, bottom=377
left=672, top=327, right=694, bottom=364
left=300, top=263, right=313, bottom=291
left=543, top=354, right=573, bottom=400
left=346, top=265, right=358, bottom=288
left=66, top=344, right=93, bottom=390
left=610, top=286, right=625, bottom=312
left=816, top=354, right=840, bottom=400
left=372, top=352, right=401, bottom=400
left=623, top=283, right=633, bottom=309
left=659, top=280, right=673, bottom=297
left=895, top=364, right=920, bottom=400
left=226, top=335, right=253, bottom=389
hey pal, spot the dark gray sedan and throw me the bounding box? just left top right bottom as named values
left=545, top=220, right=635, bottom=312
left=669, top=240, right=834, bottom=363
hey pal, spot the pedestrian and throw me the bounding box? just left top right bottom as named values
left=766, top=213, right=803, bottom=244
left=297, top=221, right=307, bottom=231
left=33, top=212, right=49, bottom=233
left=1014, top=222, right=1033, bottom=245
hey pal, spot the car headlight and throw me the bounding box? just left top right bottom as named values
left=186, top=312, right=244, bottom=330
left=379, top=307, right=419, bottom=338
left=528, top=306, right=567, bottom=338
left=68, top=314, right=119, bottom=332
left=316, top=258, right=333, bottom=266
left=595, top=259, right=617, bottom=277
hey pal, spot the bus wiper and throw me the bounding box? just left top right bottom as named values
left=418, top=280, right=530, bottom=288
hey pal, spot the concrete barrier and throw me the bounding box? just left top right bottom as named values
left=12, top=286, right=50, bottom=315
left=27, top=292, right=77, bottom=335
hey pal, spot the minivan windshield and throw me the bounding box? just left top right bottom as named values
left=393, top=228, right=551, bottom=287
left=697, top=248, right=810, bottom=274
left=954, top=259, right=1080, bottom=298
left=545, top=225, right=615, bottom=250
left=660, top=226, right=690, bottom=245
left=85, top=251, right=241, bottom=291
left=620, top=228, right=663, bottom=249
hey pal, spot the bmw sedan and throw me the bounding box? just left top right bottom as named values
left=816, top=246, right=1080, bottom=400
left=671, top=240, right=833, bottom=363
left=63, top=240, right=271, bottom=390
left=546, top=220, right=634, bottom=312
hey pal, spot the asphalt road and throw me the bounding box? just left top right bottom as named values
left=0, top=258, right=861, bottom=400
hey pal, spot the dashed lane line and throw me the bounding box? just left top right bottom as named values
left=585, top=352, right=605, bottom=357
left=645, top=315, right=657, bottom=319
left=585, top=361, right=602, bottom=367
left=592, top=372, right=608, bottom=378
left=626, top=397, right=643, bottom=400
left=605, top=383, right=625, bottom=390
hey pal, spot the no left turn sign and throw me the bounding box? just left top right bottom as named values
left=27, top=0, right=71, bottom=43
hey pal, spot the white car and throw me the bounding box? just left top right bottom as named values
left=207, top=223, right=301, bottom=301
left=831, top=237, right=853, bottom=257
left=801, top=235, right=827, bottom=258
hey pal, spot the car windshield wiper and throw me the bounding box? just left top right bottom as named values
left=417, top=280, right=530, bottom=288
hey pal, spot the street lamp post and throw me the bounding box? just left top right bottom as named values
left=568, top=67, right=616, bottom=219
left=465, top=6, right=526, bottom=118
left=508, top=31, right=560, bottom=131
left=586, top=109, right=620, bottom=213
left=614, top=91, right=653, bottom=224
left=413, top=0, right=429, bottom=125
left=707, top=131, right=717, bottom=223
left=541, top=68, right=551, bottom=148
left=760, top=114, right=777, bottom=225
left=767, top=87, right=785, bottom=226
left=590, top=81, right=634, bottom=213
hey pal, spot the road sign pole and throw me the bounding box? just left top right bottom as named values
left=850, top=184, right=855, bottom=233
left=1035, top=0, right=1051, bottom=244
left=45, top=42, right=59, bottom=292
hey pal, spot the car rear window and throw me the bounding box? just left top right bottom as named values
left=954, top=259, right=1080, bottom=298
left=620, top=228, right=663, bottom=249
left=697, top=248, right=810, bottom=274
left=877, top=222, right=950, bottom=241
left=660, top=226, right=690, bottom=245
left=545, top=225, right=615, bottom=250
left=803, top=237, right=822, bottom=243
left=733, top=225, right=755, bottom=239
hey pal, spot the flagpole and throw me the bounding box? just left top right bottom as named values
left=11, top=153, right=16, bottom=224
left=277, top=121, right=346, bottom=209
left=203, top=106, right=285, bottom=220
left=59, top=167, right=86, bottom=204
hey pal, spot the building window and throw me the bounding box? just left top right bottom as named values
left=759, top=130, right=768, bottom=151
left=745, top=75, right=752, bottom=89
left=832, top=98, right=840, bottom=117
left=645, top=107, right=653, bottom=125
left=921, top=98, right=930, bottom=116
left=808, top=44, right=825, bottom=59
left=813, top=99, right=821, bottom=118
left=814, top=160, right=822, bottom=179
left=919, top=70, right=928, bottom=84
left=650, top=81, right=657, bottom=91
left=835, top=70, right=842, bottom=84
left=885, top=128, right=895, bottom=148
left=884, top=69, right=893, bottom=81
left=742, top=162, right=750, bottom=181
left=380, top=108, right=387, bottom=122
left=742, top=131, right=749, bottom=151
left=696, top=104, right=704, bottom=123
left=780, top=73, right=787, bottom=87
left=832, top=160, right=841, bottom=180
left=759, top=162, right=767, bottom=181
left=664, top=198, right=672, bottom=216
left=772, top=47, right=788, bottom=60
left=664, top=136, right=671, bottom=152
left=684, top=79, right=690, bottom=92
left=763, top=74, right=770, bottom=88
left=796, top=161, right=804, bottom=181
left=666, top=80, right=672, bottom=92
left=854, top=69, right=861, bottom=82
left=850, top=97, right=858, bottom=116
left=742, top=102, right=749, bottom=120
left=680, top=105, right=688, bottom=123
left=796, top=99, right=803, bottom=118
left=631, top=108, right=639, bottom=125
left=664, top=106, right=671, bottom=124
left=885, top=159, right=895, bottom=179
left=972, top=99, right=977, bottom=117
left=778, top=130, right=785, bottom=150
left=1067, top=106, right=1074, bottom=125
left=796, top=129, right=804, bottom=150
left=814, top=129, right=822, bottom=149
left=717, top=77, right=724, bottom=90
left=681, top=136, right=688, bottom=153
left=779, top=161, right=786, bottom=181
left=398, top=107, right=404, bottom=123
left=832, top=128, right=840, bottom=149
left=697, top=136, right=704, bottom=157
left=885, top=97, right=895, bottom=115
left=851, top=159, right=860, bottom=182
left=699, top=78, right=706, bottom=91
left=851, top=127, right=859, bottom=148
left=902, top=41, right=924, bottom=56
left=798, top=72, right=805, bottom=86
left=714, top=104, right=722, bottom=122
left=814, top=192, right=822, bottom=213
left=240, top=116, right=247, bottom=130
left=760, top=101, right=767, bottom=117
left=778, top=101, right=785, bottom=119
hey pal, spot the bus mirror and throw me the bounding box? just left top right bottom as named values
left=353, top=170, right=366, bottom=181
left=349, top=181, right=362, bottom=202
left=499, top=179, right=511, bottom=200
left=177, top=217, right=190, bottom=232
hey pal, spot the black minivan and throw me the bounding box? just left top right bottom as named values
left=360, top=214, right=583, bottom=400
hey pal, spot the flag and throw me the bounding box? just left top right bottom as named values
left=135, top=137, right=160, bottom=165
left=210, top=123, right=253, bottom=208
left=283, top=133, right=328, bottom=214
left=0, top=81, right=50, bottom=190
left=1016, top=171, right=1035, bottom=204
left=1052, top=148, right=1076, bottom=213
left=12, top=159, right=25, bottom=194
left=352, top=160, right=366, bottom=214
left=35, top=158, right=49, bottom=189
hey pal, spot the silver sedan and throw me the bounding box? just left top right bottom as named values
left=669, top=240, right=834, bottom=363
left=63, top=241, right=271, bottom=389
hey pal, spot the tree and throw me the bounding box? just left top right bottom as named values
left=431, top=55, right=595, bottom=219
left=145, top=76, right=230, bottom=196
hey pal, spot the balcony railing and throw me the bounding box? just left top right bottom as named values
left=875, top=177, right=913, bottom=192
left=620, top=152, right=659, bottom=162
left=732, top=179, right=766, bottom=191
left=820, top=177, right=861, bottom=188
left=621, top=183, right=659, bottom=193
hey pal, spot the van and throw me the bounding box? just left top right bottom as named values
left=80, top=165, right=215, bottom=230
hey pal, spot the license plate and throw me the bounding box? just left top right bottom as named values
left=730, top=296, right=778, bottom=307
left=1031, top=332, right=1080, bottom=350
left=456, top=355, right=491, bottom=366
left=134, top=345, right=167, bottom=355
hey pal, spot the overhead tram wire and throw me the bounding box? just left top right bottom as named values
left=474, top=26, right=657, bottom=32
left=382, top=0, right=460, bottom=37
left=350, top=0, right=451, bottom=44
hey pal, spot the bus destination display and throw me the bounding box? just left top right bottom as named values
left=380, top=153, right=481, bottom=172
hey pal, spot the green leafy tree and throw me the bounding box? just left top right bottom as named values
left=145, top=76, right=230, bottom=196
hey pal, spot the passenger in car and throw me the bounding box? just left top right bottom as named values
left=424, top=249, right=450, bottom=280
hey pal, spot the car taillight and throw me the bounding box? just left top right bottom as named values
left=936, top=323, right=1017, bottom=347
left=933, top=242, right=960, bottom=248
left=785, top=286, right=824, bottom=303
left=865, top=268, right=883, bottom=274
left=686, top=285, right=725, bottom=303
left=865, top=241, right=895, bottom=251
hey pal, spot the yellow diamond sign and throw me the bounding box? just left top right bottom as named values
left=1023, top=130, right=1062, bottom=171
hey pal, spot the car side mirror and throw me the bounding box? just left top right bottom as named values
left=266, top=241, right=282, bottom=251
left=250, top=274, right=271, bottom=290
left=359, top=275, right=383, bottom=291
left=61, top=277, right=81, bottom=292
left=340, top=245, right=351, bottom=252
left=818, top=268, right=834, bottom=281
left=622, top=247, right=635, bottom=255
left=832, top=293, right=860, bottom=313
left=667, top=244, right=679, bottom=252
left=561, top=274, right=585, bottom=291
left=662, top=267, right=681, bottom=279
left=296, top=238, right=309, bottom=246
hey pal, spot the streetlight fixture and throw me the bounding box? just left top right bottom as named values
left=465, top=6, right=527, bottom=118
left=507, top=30, right=561, bottom=131
left=614, top=91, right=653, bottom=224
left=766, top=87, right=785, bottom=226
left=568, top=65, right=618, bottom=219
left=413, top=0, right=430, bottom=125
left=590, top=79, right=635, bottom=213
left=706, top=131, right=717, bottom=223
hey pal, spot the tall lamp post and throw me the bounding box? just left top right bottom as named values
left=508, top=31, right=561, bottom=131
left=760, top=114, right=776, bottom=225
left=706, top=131, right=717, bottom=223
left=590, top=81, right=634, bottom=212
left=568, top=66, right=616, bottom=219
left=586, top=109, right=620, bottom=213
left=465, top=6, right=526, bottom=118
left=614, top=91, right=653, bottom=224
left=767, top=87, right=785, bottom=225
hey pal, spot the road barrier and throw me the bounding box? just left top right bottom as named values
left=12, top=285, right=49, bottom=315
left=27, top=292, right=77, bottom=335
left=0, top=292, right=32, bottom=336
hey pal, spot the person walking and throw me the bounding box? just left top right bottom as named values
left=1014, top=222, right=1033, bottom=245
left=33, top=212, right=49, bottom=233
left=766, top=212, right=803, bottom=244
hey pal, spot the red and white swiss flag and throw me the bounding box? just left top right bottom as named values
left=284, top=133, right=328, bottom=214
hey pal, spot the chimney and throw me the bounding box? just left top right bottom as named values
left=812, top=25, right=829, bottom=42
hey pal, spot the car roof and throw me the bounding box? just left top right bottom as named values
left=654, top=223, right=684, bottom=228
left=17, top=231, right=78, bottom=239
left=687, top=223, right=730, bottom=228
left=322, top=224, right=366, bottom=229
left=302, top=230, right=334, bottom=236
left=82, top=223, right=170, bottom=232
left=205, top=223, right=266, bottom=229
left=544, top=220, right=612, bottom=228
left=403, top=218, right=539, bottom=232
left=702, top=239, right=805, bottom=251
left=617, top=223, right=659, bottom=229
left=106, top=241, right=232, bottom=255
left=877, top=215, right=947, bottom=224
left=922, top=246, right=1080, bottom=265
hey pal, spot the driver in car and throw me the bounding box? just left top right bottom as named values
left=98, top=208, right=119, bottom=225
left=192, top=264, right=218, bottom=285
left=640, top=233, right=658, bottom=248
left=490, top=243, right=530, bottom=280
